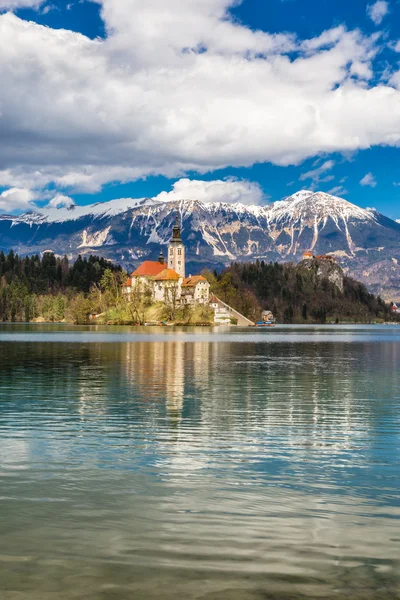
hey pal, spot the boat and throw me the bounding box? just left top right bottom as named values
left=255, top=321, right=275, bottom=328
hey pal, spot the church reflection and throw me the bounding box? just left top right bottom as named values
left=71, top=337, right=400, bottom=455
left=2, top=334, right=398, bottom=462
left=121, top=339, right=211, bottom=424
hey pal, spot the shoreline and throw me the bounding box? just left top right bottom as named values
left=1, top=320, right=399, bottom=327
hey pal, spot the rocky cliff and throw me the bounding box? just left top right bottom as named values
left=297, top=256, right=344, bottom=293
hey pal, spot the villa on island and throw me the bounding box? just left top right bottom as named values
left=302, top=251, right=338, bottom=262
left=122, top=216, right=210, bottom=305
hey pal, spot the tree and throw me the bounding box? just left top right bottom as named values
left=124, top=279, right=153, bottom=325
left=302, top=303, right=308, bottom=321
left=66, top=294, right=91, bottom=324
left=283, top=304, right=294, bottom=324
left=54, top=294, right=67, bottom=322
left=100, top=268, right=127, bottom=304
left=23, top=294, right=39, bottom=322
left=100, top=269, right=114, bottom=293
left=182, top=303, right=193, bottom=323
left=219, top=272, right=236, bottom=304
left=240, top=290, right=260, bottom=322
left=164, top=281, right=180, bottom=321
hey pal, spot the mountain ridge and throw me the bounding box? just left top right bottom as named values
left=1, top=190, right=399, bottom=299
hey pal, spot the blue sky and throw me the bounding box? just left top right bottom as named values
left=1, top=0, right=400, bottom=219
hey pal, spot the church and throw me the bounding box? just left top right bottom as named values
left=122, top=216, right=210, bottom=305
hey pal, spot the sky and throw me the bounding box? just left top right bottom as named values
left=0, top=0, right=400, bottom=219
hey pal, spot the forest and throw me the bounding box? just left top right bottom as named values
left=203, top=260, right=398, bottom=324
left=0, top=250, right=398, bottom=324
left=0, top=251, right=125, bottom=323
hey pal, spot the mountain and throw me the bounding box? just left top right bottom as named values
left=1, top=190, right=400, bottom=299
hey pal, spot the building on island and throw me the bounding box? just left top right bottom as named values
left=122, top=215, right=210, bottom=305
left=168, top=216, right=186, bottom=278
left=209, top=294, right=254, bottom=326
left=261, top=310, right=274, bottom=323
left=181, top=275, right=210, bottom=304
left=302, top=251, right=337, bottom=262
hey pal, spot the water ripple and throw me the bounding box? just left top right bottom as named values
left=0, top=325, right=399, bottom=599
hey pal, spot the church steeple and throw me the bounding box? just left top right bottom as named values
left=168, top=213, right=185, bottom=278
left=171, top=214, right=182, bottom=241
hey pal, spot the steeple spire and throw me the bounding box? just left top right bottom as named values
left=171, top=213, right=182, bottom=241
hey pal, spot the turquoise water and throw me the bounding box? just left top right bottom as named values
left=0, top=324, right=399, bottom=599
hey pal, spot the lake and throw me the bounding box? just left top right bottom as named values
left=0, top=324, right=399, bottom=600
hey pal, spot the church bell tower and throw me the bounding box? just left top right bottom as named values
left=168, top=214, right=185, bottom=278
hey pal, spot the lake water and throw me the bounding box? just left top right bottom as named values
left=0, top=324, right=400, bottom=600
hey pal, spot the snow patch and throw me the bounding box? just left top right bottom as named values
left=202, top=228, right=235, bottom=258
left=78, top=227, right=113, bottom=248
left=147, top=227, right=164, bottom=245
left=287, top=190, right=314, bottom=202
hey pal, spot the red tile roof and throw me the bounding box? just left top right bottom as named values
left=154, top=268, right=181, bottom=281
left=122, top=277, right=132, bottom=287
left=131, top=261, right=167, bottom=278
left=182, top=275, right=208, bottom=287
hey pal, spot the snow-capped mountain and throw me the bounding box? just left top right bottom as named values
left=1, top=190, right=400, bottom=299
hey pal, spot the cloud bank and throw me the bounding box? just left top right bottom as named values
left=0, top=187, right=37, bottom=212
left=0, top=0, right=399, bottom=208
left=153, top=178, right=265, bottom=205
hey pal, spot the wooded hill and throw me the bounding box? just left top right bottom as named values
left=203, top=260, right=398, bottom=324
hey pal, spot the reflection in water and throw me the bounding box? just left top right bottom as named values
left=0, top=326, right=399, bottom=599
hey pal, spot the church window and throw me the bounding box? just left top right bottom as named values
left=178, top=248, right=182, bottom=255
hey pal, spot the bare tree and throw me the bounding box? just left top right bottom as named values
left=126, top=279, right=153, bottom=324
left=163, top=281, right=180, bottom=321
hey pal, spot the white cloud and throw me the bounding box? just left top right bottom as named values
left=47, top=193, right=75, bottom=208
left=327, top=185, right=348, bottom=196
left=153, top=178, right=265, bottom=205
left=360, top=172, right=377, bottom=187
left=98, top=0, right=296, bottom=62
left=0, top=187, right=36, bottom=212
left=0, top=3, right=399, bottom=203
left=367, top=1, right=389, bottom=25
left=300, top=160, right=335, bottom=184
left=0, top=0, right=44, bottom=8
